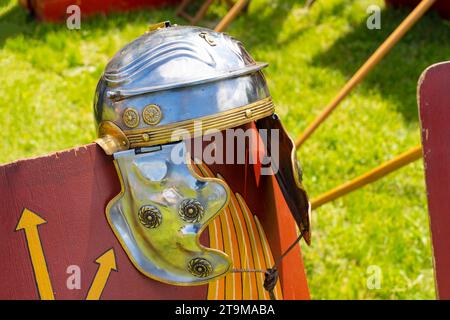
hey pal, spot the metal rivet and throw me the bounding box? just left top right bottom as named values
left=142, top=133, right=150, bottom=142
left=138, top=205, right=162, bottom=228
left=178, top=199, right=204, bottom=223
left=142, top=104, right=162, bottom=126
left=188, top=258, right=212, bottom=278
left=123, top=108, right=140, bottom=128
left=245, top=109, right=253, bottom=118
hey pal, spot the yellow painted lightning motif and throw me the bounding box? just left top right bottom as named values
left=15, top=208, right=55, bottom=300
left=16, top=208, right=117, bottom=300
left=86, top=249, right=117, bottom=300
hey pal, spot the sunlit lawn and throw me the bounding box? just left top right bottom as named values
left=1, top=0, right=449, bottom=299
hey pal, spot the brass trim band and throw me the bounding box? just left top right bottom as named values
left=124, top=97, right=275, bottom=148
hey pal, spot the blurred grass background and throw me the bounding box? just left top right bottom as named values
left=1, top=0, right=449, bottom=299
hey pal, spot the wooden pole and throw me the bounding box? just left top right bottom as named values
left=192, top=0, right=215, bottom=25
left=311, top=145, right=423, bottom=209
left=215, top=0, right=249, bottom=32
left=295, top=0, right=437, bottom=149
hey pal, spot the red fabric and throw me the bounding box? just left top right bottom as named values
left=205, top=124, right=310, bottom=300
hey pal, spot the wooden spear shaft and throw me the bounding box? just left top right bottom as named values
left=215, top=0, right=249, bottom=32
left=311, top=145, right=423, bottom=210
left=295, top=0, right=437, bottom=149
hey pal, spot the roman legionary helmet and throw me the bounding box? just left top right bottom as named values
left=94, top=22, right=310, bottom=286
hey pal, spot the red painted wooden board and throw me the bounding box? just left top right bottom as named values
left=19, top=0, right=181, bottom=22
left=385, top=0, right=450, bottom=20
left=0, top=144, right=207, bottom=299
left=418, top=61, right=450, bottom=299
left=0, top=142, right=309, bottom=299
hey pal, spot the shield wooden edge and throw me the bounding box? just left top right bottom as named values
left=418, top=61, right=450, bottom=299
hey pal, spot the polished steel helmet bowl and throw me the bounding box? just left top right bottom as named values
left=94, top=22, right=274, bottom=154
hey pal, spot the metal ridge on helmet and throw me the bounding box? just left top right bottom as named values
left=95, top=22, right=274, bottom=154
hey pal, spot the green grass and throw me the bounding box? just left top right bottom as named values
left=1, top=0, right=448, bottom=299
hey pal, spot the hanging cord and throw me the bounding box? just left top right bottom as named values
left=231, top=230, right=305, bottom=300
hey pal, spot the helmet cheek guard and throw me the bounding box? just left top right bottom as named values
left=94, top=22, right=310, bottom=285
left=108, top=143, right=232, bottom=285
